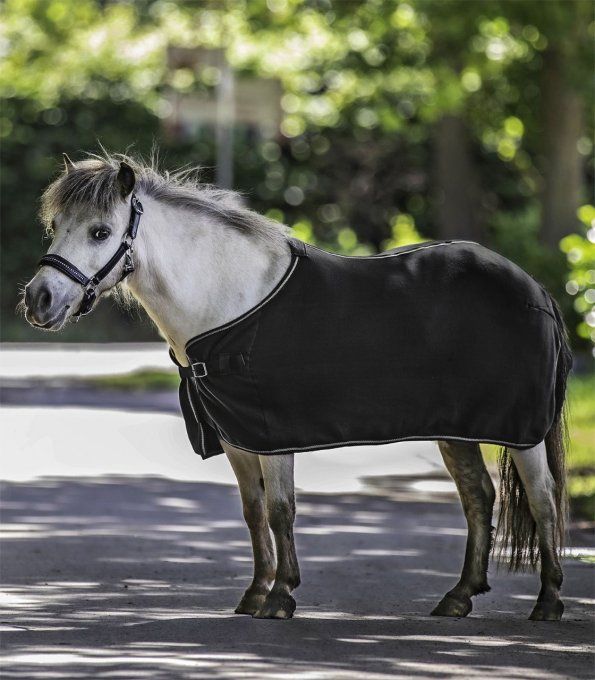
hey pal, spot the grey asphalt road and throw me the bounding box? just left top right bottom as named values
left=1, top=475, right=593, bottom=679
left=1, top=381, right=593, bottom=678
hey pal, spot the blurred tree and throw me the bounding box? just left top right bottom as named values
left=532, top=2, right=592, bottom=247
left=540, top=46, right=584, bottom=247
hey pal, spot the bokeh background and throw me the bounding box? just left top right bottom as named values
left=2, top=0, right=594, bottom=351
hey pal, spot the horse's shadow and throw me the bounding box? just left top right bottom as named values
left=1, top=477, right=592, bottom=679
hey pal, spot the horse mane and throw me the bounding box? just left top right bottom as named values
left=40, top=151, right=289, bottom=243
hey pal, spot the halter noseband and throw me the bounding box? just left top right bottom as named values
left=38, top=194, right=144, bottom=317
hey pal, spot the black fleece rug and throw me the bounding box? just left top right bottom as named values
left=173, top=238, right=562, bottom=459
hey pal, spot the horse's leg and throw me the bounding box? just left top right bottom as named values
left=253, top=454, right=300, bottom=619
left=509, top=442, right=564, bottom=621
left=432, top=440, right=495, bottom=617
left=225, top=445, right=276, bottom=615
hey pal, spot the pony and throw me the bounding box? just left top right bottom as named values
left=23, top=153, right=571, bottom=621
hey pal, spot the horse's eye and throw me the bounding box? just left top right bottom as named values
left=91, top=226, right=111, bottom=241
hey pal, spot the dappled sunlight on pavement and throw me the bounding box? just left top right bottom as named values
left=0, top=394, right=593, bottom=678
left=1, top=477, right=593, bottom=679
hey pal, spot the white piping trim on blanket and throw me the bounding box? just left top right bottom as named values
left=188, top=375, right=226, bottom=442
left=185, top=255, right=300, bottom=352
left=304, top=239, right=477, bottom=259
left=186, top=380, right=205, bottom=453
left=218, top=432, right=538, bottom=455
left=186, top=379, right=199, bottom=422
left=199, top=378, right=230, bottom=411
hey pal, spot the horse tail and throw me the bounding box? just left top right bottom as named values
left=495, top=294, right=572, bottom=571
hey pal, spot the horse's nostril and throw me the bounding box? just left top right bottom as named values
left=37, top=285, right=52, bottom=313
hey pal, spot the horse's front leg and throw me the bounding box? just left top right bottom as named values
left=432, top=441, right=495, bottom=617
left=224, top=445, right=276, bottom=615
left=253, top=454, right=300, bottom=619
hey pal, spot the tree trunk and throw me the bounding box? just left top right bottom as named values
left=432, top=115, right=484, bottom=243
left=540, top=48, right=584, bottom=247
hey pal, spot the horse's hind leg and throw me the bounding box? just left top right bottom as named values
left=509, top=443, right=564, bottom=621
left=253, top=454, right=300, bottom=619
left=225, top=445, right=276, bottom=615
left=432, top=441, right=495, bottom=617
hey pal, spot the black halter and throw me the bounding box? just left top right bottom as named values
left=38, top=194, right=144, bottom=317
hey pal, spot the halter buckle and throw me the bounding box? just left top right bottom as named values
left=75, top=286, right=97, bottom=317
left=131, top=194, right=144, bottom=215
left=122, top=248, right=135, bottom=277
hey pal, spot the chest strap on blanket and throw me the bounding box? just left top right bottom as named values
left=177, top=353, right=247, bottom=380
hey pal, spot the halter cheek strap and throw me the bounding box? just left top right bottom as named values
left=38, top=194, right=143, bottom=317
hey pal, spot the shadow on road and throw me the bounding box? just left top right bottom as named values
left=1, top=477, right=593, bottom=679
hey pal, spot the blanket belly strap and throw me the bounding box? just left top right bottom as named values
left=178, top=353, right=247, bottom=380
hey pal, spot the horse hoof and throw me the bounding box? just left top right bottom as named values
left=253, top=592, right=296, bottom=619
left=529, top=599, right=564, bottom=621
left=431, top=594, right=472, bottom=618
left=235, top=586, right=269, bottom=616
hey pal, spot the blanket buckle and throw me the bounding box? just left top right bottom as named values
left=191, top=362, right=208, bottom=379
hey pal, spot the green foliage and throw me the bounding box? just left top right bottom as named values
left=489, top=204, right=577, bottom=328
left=0, top=0, right=165, bottom=109
left=382, top=213, right=427, bottom=250
left=567, top=372, right=595, bottom=469
left=561, top=206, right=595, bottom=351
left=566, top=372, right=595, bottom=520
left=1, top=0, right=593, bottom=348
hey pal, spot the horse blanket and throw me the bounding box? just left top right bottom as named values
left=173, top=238, right=561, bottom=459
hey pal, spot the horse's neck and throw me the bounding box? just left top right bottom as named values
left=126, top=197, right=291, bottom=365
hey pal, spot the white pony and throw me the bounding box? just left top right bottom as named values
left=24, top=154, right=569, bottom=621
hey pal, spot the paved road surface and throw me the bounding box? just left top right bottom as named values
left=0, top=390, right=593, bottom=678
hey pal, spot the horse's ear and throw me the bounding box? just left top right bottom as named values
left=62, top=153, right=75, bottom=174
left=117, top=161, right=136, bottom=199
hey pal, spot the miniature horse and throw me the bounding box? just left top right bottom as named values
left=24, top=154, right=570, bottom=621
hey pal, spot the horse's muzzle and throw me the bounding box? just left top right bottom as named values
left=24, top=280, right=71, bottom=330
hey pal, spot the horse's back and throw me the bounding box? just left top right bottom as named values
left=314, top=239, right=551, bottom=316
